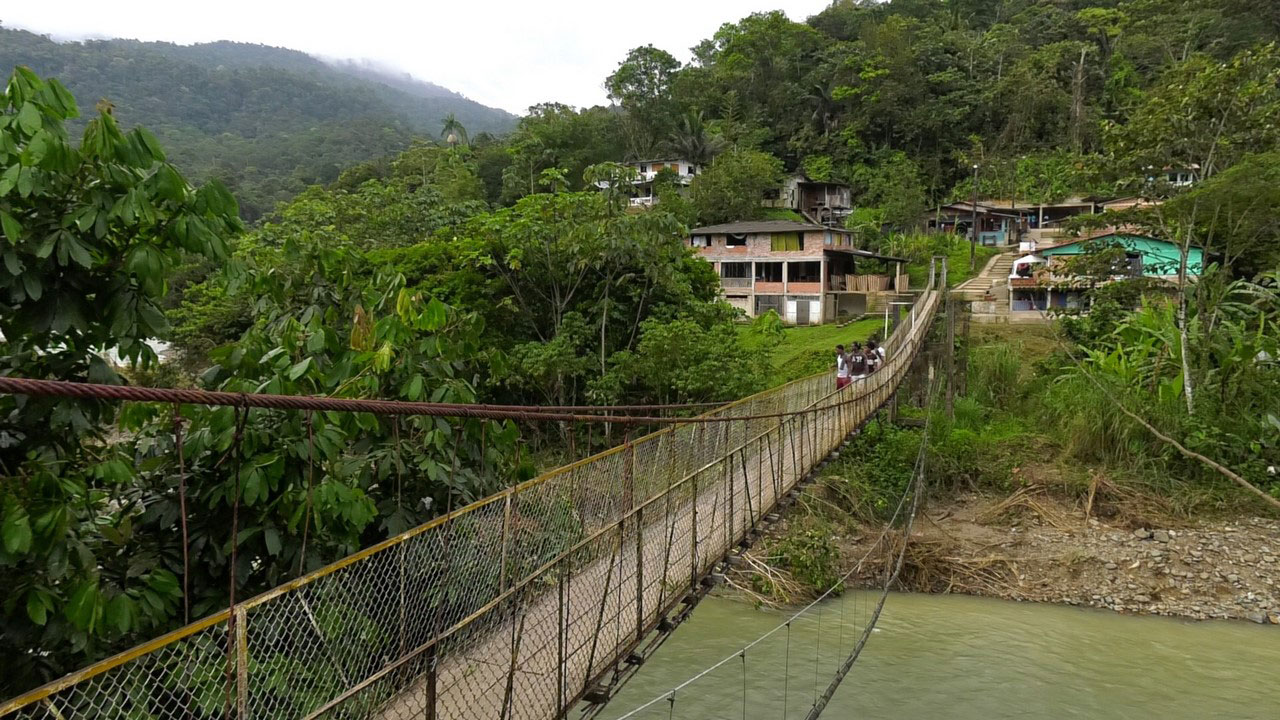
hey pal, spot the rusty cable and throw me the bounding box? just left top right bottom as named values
left=0, top=377, right=866, bottom=425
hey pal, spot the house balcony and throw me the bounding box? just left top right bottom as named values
left=787, top=281, right=822, bottom=293
left=1012, top=257, right=1145, bottom=287
left=828, top=274, right=895, bottom=292
left=720, top=277, right=753, bottom=290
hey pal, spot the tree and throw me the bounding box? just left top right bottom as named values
left=499, top=104, right=624, bottom=202
left=688, top=149, right=783, bottom=225
left=606, top=45, right=683, bottom=159
left=665, top=110, right=725, bottom=165
left=1108, top=44, right=1280, bottom=411
left=441, top=113, right=468, bottom=147
left=1173, top=152, right=1280, bottom=277
left=0, top=67, right=243, bottom=693
left=1, top=66, right=242, bottom=434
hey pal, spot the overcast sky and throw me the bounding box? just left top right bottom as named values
left=5, top=1, right=833, bottom=114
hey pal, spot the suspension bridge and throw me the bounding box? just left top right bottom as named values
left=1, top=269, right=944, bottom=720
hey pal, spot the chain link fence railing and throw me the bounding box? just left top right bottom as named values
left=2, top=285, right=939, bottom=720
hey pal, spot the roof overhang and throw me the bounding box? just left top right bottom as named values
left=824, top=247, right=909, bottom=264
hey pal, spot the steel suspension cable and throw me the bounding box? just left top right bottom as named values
left=803, top=375, right=940, bottom=720
left=611, top=372, right=940, bottom=720
left=0, top=376, right=878, bottom=426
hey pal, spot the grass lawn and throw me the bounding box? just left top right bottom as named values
left=742, top=316, right=885, bottom=387
left=904, top=239, right=1000, bottom=289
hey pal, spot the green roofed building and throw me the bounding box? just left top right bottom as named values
left=1005, top=231, right=1204, bottom=313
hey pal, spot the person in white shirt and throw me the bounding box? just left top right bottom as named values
left=834, top=344, right=851, bottom=389
left=866, top=339, right=886, bottom=372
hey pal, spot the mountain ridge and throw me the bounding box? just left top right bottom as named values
left=0, top=26, right=517, bottom=218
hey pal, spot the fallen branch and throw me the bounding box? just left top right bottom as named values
left=1037, top=308, right=1280, bottom=514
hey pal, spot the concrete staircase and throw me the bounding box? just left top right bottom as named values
left=952, top=253, right=1015, bottom=303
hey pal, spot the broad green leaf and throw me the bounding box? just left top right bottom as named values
left=26, top=590, right=50, bottom=626
left=287, top=357, right=312, bottom=380
left=134, top=128, right=166, bottom=163
left=263, top=527, right=281, bottom=556
left=16, top=102, right=41, bottom=134
left=21, top=272, right=41, bottom=301
left=406, top=375, right=424, bottom=401
left=2, top=505, right=33, bottom=554
left=16, top=166, right=33, bottom=196
left=61, top=235, right=93, bottom=268
left=20, top=130, right=48, bottom=165
left=0, top=210, right=20, bottom=244
left=0, top=164, right=18, bottom=196
left=423, top=298, right=447, bottom=331
left=64, top=578, right=99, bottom=631
left=3, top=250, right=24, bottom=275
left=138, top=302, right=168, bottom=333
left=104, top=594, right=133, bottom=634
left=243, top=469, right=263, bottom=506
left=306, top=330, right=326, bottom=353
left=147, top=569, right=179, bottom=597
left=45, top=78, right=79, bottom=118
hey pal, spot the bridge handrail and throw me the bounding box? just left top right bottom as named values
left=2, top=276, right=941, bottom=720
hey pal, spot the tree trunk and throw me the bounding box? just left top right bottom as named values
left=599, top=287, right=609, bottom=378
left=1177, top=232, right=1195, bottom=414
left=1070, top=47, right=1089, bottom=153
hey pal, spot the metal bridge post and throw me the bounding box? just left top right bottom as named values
left=500, top=492, right=512, bottom=593
left=557, top=557, right=568, bottom=712
left=690, top=470, right=700, bottom=586
left=425, top=644, right=438, bottom=720
left=635, top=505, right=645, bottom=641
left=234, top=606, right=248, bottom=719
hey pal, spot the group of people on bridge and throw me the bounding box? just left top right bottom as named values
left=834, top=339, right=885, bottom=389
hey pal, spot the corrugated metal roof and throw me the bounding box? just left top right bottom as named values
left=824, top=247, right=909, bottom=264
left=689, top=220, right=835, bottom=234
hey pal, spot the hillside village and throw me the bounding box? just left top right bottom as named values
left=1, top=0, right=1278, bottom=708
left=609, top=158, right=1204, bottom=327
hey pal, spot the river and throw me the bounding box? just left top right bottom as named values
left=598, top=592, right=1279, bottom=719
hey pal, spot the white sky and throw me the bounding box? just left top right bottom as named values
left=5, top=1, right=833, bottom=115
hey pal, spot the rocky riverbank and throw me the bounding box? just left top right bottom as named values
left=840, top=490, right=1280, bottom=624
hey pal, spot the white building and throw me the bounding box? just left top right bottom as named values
left=622, top=159, right=699, bottom=207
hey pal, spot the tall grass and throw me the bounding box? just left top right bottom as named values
left=966, top=341, right=1025, bottom=410
left=875, top=232, right=999, bottom=288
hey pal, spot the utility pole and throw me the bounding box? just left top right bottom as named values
left=970, top=163, right=979, bottom=272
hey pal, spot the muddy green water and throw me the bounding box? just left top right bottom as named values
left=599, top=593, right=1279, bottom=719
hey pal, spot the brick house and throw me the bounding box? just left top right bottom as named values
left=688, top=220, right=908, bottom=325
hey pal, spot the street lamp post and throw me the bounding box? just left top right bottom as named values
left=970, top=163, right=979, bottom=272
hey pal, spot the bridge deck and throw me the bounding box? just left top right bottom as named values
left=1, top=291, right=938, bottom=720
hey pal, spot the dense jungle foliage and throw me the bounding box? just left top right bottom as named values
left=2, top=0, right=1279, bottom=698
left=0, top=71, right=775, bottom=695
left=0, top=26, right=517, bottom=220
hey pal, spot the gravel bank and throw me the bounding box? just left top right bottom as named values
left=845, top=491, right=1280, bottom=624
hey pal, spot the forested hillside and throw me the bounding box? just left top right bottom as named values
left=0, top=26, right=516, bottom=218
left=2, top=0, right=1280, bottom=696
left=484, top=0, right=1278, bottom=227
